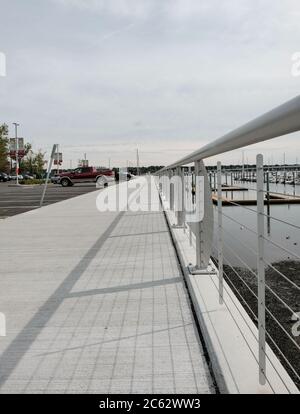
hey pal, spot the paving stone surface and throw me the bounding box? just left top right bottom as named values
left=0, top=179, right=214, bottom=394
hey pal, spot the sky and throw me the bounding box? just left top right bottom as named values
left=0, top=0, right=300, bottom=168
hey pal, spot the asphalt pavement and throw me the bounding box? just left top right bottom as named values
left=0, top=182, right=99, bottom=218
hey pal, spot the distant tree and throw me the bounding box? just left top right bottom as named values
left=0, top=123, right=9, bottom=172
left=113, top=165, right=164, bottom=175
left=24, top=142, right=32, bottom=157
left=21, top=144, right=34, bottom=174
left=34, top=150, right=46, bottom=178
left=21, top=146, right=46, bottom=178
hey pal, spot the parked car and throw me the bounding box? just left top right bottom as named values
left=23, top=174, right=35, bottom=180
left=58, top=167, right=115, bottom=187
left=10, top=174, right=24, bottom=180
left=0, top=172, right=9, bottom=182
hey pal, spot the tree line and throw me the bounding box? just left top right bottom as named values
left=0, top=123, right=46, bottom=177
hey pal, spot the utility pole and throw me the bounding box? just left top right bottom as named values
left=13, top=123, right=20, bottom=185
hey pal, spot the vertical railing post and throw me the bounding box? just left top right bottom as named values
left=163, top=170, right=170, bottom=209
left=213, top=171, right=216, bottom=194
left=188, top=159, right=214, bottom=274
left=166, top=170, right=171, bottom=207
left=188, top=167, right=193, bottom=246
left=256, top=153, right=266, bottom=385
left=217, top=162, right=223, bottom=304
left=195, top=160, right=202, bottom=268
left=170, top=169, right=174, bottom=211
left=174, top=166, right=185, bottom=227
left=177, top=167, right=185, bottom=227
left=158, top=173, right=162, bottom=194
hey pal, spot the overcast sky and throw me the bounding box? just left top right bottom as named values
left=0, top=0, right=300, bottom=168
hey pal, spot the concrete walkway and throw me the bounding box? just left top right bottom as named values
left=0, top=179, right=214, bottom=394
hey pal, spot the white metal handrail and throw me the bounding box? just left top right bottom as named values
left=159, top=95, right=300, bottom=170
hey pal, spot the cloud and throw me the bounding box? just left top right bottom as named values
left=1, top=0, right=300, bottom=167
left=52, top=0, right=155, bottom=18
left=101, top=22, right=136, bottom=41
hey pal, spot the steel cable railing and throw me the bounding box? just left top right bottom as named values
left=231, top=184, right=300, bottom=200
left=161, top=166, right=300, bottom=389
left=186, top=170, right=300, bottom=300
left=211, top=243, right=300, bottom=382
left=209, top=213, right=300, bottom=292
left=211, top=253, right=300, bottom=386
left=212, top=260, right=300, bottom=391
left=220, top=242, right=298, bottom=319
left=213, top=202, right=300, bottom=384
left=218, top=190, right=300, bottom=230
left=157, top=95, right=300, bottom=391
left=223, top=220, right=300, bottom=291
left=182, top=171, right=300, bottom=295
left=221, top=208, right=300, bottom=261
left=208, top=215, right=300, bottom=311
left=166, top=167, right=300, bottom=387
left=220, top=247, right=300, bottom=347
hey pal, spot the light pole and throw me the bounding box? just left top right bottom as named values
left=13, top=123, right=20, bottom=185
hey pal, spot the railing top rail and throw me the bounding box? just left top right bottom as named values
left=158, top=95, right=300, bottom=172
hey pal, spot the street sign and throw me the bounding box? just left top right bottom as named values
left=9, top=138, right=24, bottom=151
left=9, top=138, right=25, bottom=159
left=40, top=144, right=57, bottom=208
left=54, top=152, right=63, bottom=165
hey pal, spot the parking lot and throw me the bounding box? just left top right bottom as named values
left=0, top=182, right=99, bottom=218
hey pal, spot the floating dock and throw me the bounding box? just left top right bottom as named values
left=212, top=193, right=300, bottom=206
left=211, top=185, right=249, bottom=192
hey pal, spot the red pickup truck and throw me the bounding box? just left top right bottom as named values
left=58, top=167, right=115, bottom=187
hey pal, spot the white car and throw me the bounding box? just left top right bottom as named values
left=10, top=174, right=24, bottom=180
